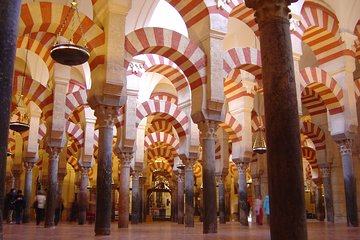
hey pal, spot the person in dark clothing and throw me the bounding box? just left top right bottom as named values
left=5, top=188, right=17, bottom=223
left=14, top=190, right=25, bottom=224
left=54, top=193, right=64, bottom=225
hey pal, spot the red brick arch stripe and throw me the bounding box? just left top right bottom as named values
left=136, top=100, right=188, bottom=137
left=302, top=146, right=318, bottom=169
left=300, top=67, right=343, bottom=115
left=224, top=69, right=255, bottom=102
left=300, top=121, right=326, bottom=151
left=66, top=121, right=84, bottom=148
left=251, top=111, right=265, bottom=132
left=66, top=83, right=87, bottom=119
left=149, top=161, right=173, bottom=176
left=125, top=27, right=206, bottom=91
left=150, top=92, right=178, bottom=105
left=147, top=118, right=173, bottom=134
left=229, top=3, right=258, bottom=36
left=144, top=132, right=179, bottom=150
left=19, top=2, right=105, bottom=72
left=219, top=113, right=242, bottom=142
left=301, top=87, right=327, bottom=116
left=223, top=47, right=262, bottom=81
left=147, top=148, right=176, bottom=166
left=299, top=2, right=350, bottom=65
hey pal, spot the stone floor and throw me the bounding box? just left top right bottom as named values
left=2, top=220, right=360, bottom=240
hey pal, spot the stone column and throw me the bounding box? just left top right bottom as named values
left=22, top=161, right=35, bottom=223
left=217, top=174, right=226, bottom=224
left=198, top=120, right=218, bottom=233
left=313, top=179, right=325, bottom=221
left=139, top=176, right=146, bottom=223
left=78, top=166, right=90, bottom=225
left=245, top=0, right=307, bottom=239
left=235, top=161, right=249, bottom=226
left=252, top=174, right=261, bottom=199
left=94, top=105, right=118, bottom=235
left=118, top=151, right=132, bottom=228
left=170, top=185, right=176, bottom=222
left=336, top=139, right=358, bottom=226
left=44, top=147, right=61, bottom=228
left=177, top=169, right=185, bottom=224
left=183, top=158, right=196, bottom=227
left=131, top=170, right=141, bottom=224
left=171, top=180, right=178, bottom=222
left=11, top=167, right=22, bottom=191
left=0, top=1, right=22, bottom=238
left=319, top=164, right=334, bottom=223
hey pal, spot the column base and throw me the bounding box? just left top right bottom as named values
left=95, top=228, right=111, bottom=236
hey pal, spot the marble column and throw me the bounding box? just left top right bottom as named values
left=252, top=175, right=261, bottom=199
left=44, top=147, right=61, bottom=228
left=94, top=105, right=118, bottom=235
left=172, top=181, right=178, bottom=222
left=0, top=1, right=22, bottom=237
left=131, top=170, right=141, bottom=224
left=319, top=164, right=334, bottom=223
left=177, top=169, right=185, bottom=224
left=198, top=120, right=218, bottom=233
left=236, top=161, right=249, bottom=226
left=245, top=0, right=307, bottom=239
left=117, top=152, right=132, bottom=228
left=336, top=139, right=358, bottom=226
left=183, top=158, right=196, bottom=227
left=314, top=179, right=325, bottom=221
left=139, top=176, right=146, bottom=223
left=170, top=185, right=176, bottom=222
left=78, top=167, right=90, bottom=225
left=217, top=174, right=226, bottom=224
left=22, top=161, right=35, bottom=223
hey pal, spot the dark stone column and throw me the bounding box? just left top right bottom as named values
left=44, top=147, right=61, bottom=228
left=313, top=179, right=325, bottom=221
left=177, top=169, right=185, bottom=224
left=217, top=174, right=226, bottom=224
left=117, top=152, right=132, bottom=228
left=319, top=164, right=334, bottom=223
left=139, top=176, right=146, bottom=223
left=172, top=180, right=178, bottom=222
left=170, top=185, right=176, bottom=222
left=22, top=161, right=35, bottom=223
left=198, top=120, right=218, bottom=233
left=245, top=1, right=307, bottom=239
left=0, top=1, right=22, bottom=238
left=183, top=158, right=196, bottom=227
left=235, top=161, right=249, bottom=226
left=94, top=105, right=118, bottom=235
left=336, top=139, right=358, bottom=226
left=252, top=175, right=261, bottom=199
left=131, top=171, right=141, bottom=224
left=78, top=166, right=90, bottom=225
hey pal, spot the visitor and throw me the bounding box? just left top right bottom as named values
left=5, top=188, right=16, bottom=223
left=34, top=190, right=46, bottom=225
left=14, top=190, right=25, bottom=224
left=254, top=197, right=263, bottom=225
left=263, top=195, right=270, bottom=224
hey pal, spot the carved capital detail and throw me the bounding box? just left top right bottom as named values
left=119, top=151, right=133, bottom=167
left=177, top=171, right=185, bottom=183
left=132, top=170, right=141, bottom=181
left=183, top=158, right=197, bottom=171
left=252, top=176, right=261, bottom=186
left=319, top=166, right=331, bottom=178
left=47, top=146, right=62, bottom=161
left=80, top=166, right=91, bottom=176
left=216, top=175, right=224, bottom=185
left=336, top=139, right=352, bottom=155
left=216, top=0, right=231, bottom=9
left=94, top=105, right=119, bottom=128
left=24, top=162, right=35, bottom=172
left=198, top=120, right=218, bottom=140
left=236, top=162, right=248, bottom=174
left=245, top=0, right=295, bottom=24
left=129, top=62, right=144, bottom=74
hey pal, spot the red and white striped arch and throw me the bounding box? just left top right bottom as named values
left=223, top=47, right=262, bottom=81
left=66, top=82, right=88, bottom=119
left=144, top=132, right=179, bottom=150
left=215, top=139, right=221, bottom=161
left=300, top=121, right=326, bottom=151
left=68, top=156, right=80, bottom=172
left=125, top=27, right=206, bottom=91
left=66, top=121, right=84, bottom=148
left=300, top=67, right=344, bottom=115
left=302, top=146, right=318, bottom=169
left=13, top=72, right=53, bottom=120
left=298, top=2, right=349, bottom=65
left=219, top=113, right=242, bottom=142
left=149, top=161, right=173, bottom=176
left=7, top=137, right=16, bottom=153
left=251, top=111, right=265, bottom=132
left=229, top=3, right=258, bottom=36
left=150, top=92, right=178, bottom=105
left=301, top=87, right=327, bottom=116
left=354, top=20, right=360, bottom=61
left=136, top=100, right=188, bottom=137
left=19, top=2, right=105, bottom=72
left=147, top=118, right=173, bottom=135
left=147, top=148, right=176, bottom=166
left=224, top=69, right=256, bottom=102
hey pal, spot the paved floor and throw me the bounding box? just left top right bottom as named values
left=2, top=220, right=360, bottom=240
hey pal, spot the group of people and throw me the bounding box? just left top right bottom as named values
left=254, top=195, right=270, bottom=225
left=4, top=189, right=25, bottom=224
left=4, top=188, right=64, bottom=225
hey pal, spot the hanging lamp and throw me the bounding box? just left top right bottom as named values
left=9, top=34, right=30, bottom=133
left=50, top=0, right=89, bottom=66
left=252, top=89, right=267, bottom=154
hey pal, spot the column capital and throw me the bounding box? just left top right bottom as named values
left=235, top=161, right=248, bottom=174
left=177, top=170, right=185, bottom=183
left=319, top=164, right=331, bottom=178
left=46, top=146, right=62, bottom=161
left=80, top=166, right=91, bottom=176
left=132, top=169, right=142, bottom=181
left=216, top=174, right=224, bottom=185
left=94, top=105, right=119, bottom=128
left=245, top=0, right=296, bottom=24
left=182, top=158, right=197, bottom=171
left=336, top=139, right=352, bottom=155
left=24, top=161, right=35, bottom=172
left=118, top=151, right=133, bottom=167
left=198, top=119, right=219, bottom=140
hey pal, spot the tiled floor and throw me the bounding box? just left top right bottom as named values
left=2, top=220, right=360, bottom=240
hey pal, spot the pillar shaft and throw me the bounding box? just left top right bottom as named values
left=319, top=165, right=334, bottom=223
left=94, top=105, right=118, bottom=236
left=78, top=167, right=89, bottom=225
left=337, top=140, right=358, bottom=226
left=314, top=183, right=325, bottom=221
left=217, top=175, right=226, bottom=224
left=44, top=147, right=61, bottom=228
left=22, top=162, right=34, bottom=223
left=253, top=176, right=261, bottom=199
left=237, top=162, right=249, bottom=226
left=118, top=152, right=132, bottom=228
left=139, top=177, right=146, bottom=223
left=184, top=159, right=196, bottom=227
left=245, top=1, right=307, bottom=239
left=198, top=120, right=218, bottom=233
left=131, top=172, right=140, bottom=224
left=177, top=171, right=184, bottom=224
